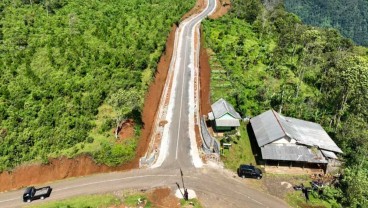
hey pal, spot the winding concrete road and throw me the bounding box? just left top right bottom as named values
left=0, top=0, right=289, bottom=207
left=151, top=0, right=217, bottom=169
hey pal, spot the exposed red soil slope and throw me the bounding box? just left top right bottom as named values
left=199, top=28, right=212, bottom=116
left=198, top=0, right=231, bottom=116
left=209, top=0, right=231, bottom=19
left=0, top=156, right=114, bottom=192
left=134, top=24, right=178, bottom=164
left=0, top=25, right=178, bottom=192
left=117, top=119, right=135, bottom=142
left=182, top=0, right=206, bottom=20
left=0, top=0, right=214, bottom=192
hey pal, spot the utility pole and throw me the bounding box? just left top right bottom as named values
left=179, top=168, right=188, bottom=201
left=180, top=168, right=185, bottom=190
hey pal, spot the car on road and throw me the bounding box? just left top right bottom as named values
left=23, top=186, right=52, bottom=203
left=237, top=164, right=263, bottom=179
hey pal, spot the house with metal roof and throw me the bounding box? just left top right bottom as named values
left=250, top=110, right=342, bottom=170
left=208, top=98, right=241, bottom=131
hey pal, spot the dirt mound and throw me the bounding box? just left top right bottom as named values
left=147, top=187, right=180, bottom=208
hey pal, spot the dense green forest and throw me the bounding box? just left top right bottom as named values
left=203, top=0, right=368, bottom=207
left=284, top=0, right=368, bottom=46
left=0, top=0, right=195, bottom=171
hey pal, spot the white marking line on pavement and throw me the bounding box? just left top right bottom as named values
left=54, top=175, right=178, bottom=192
left=175, top=32, right=190, bottom=160
left=0, top=198, right=18, bottom=203
left=0, top=174, right=187, bottom=204
left=187, top=0, right=216, bottom=167
left=150, top=0, right=216, bottom=167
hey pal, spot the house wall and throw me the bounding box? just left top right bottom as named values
left=326, top=159, right=342, bottom=173
left=272, top=136, right=297, bottom=144
left=214, top=113, right=239, bottom=131
left=215, top=126, right=233, bottom=131
left=218, top=113, right=235, bottom=120
left=263, top=160, right=326, bottom=174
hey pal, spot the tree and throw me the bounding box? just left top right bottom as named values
left=341, top=167, right=368, bottom=207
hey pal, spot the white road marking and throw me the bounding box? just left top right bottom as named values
left=175, top=29, right=189, bottom=160
left=0, top=174, right=191, bottom=204
left=54, top=175, right=178, bottom=192
left=147, top=0, right=217, bottom=167
left=0, top=198, right=18, bottom=203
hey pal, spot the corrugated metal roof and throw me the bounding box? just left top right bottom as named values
left=261, top=144, right=328, bottom=163
left=211, top=98, right=241, bottom=120
left=250, top=110, right=343, bottom=154
left=321, top=150, right=338, bottom=159
left=215, top=119, right=240, bottom=127
left=280, top=116, right=343, bottom=153
left=250, top=110, right=285, bottom=147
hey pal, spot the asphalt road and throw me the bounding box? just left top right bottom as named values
left=0, top=0, right=289, bottom=207
left=0, top=167, right=287, bottom=208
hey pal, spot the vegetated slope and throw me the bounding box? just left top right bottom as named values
left=203, top=0, right=367, bottom=207
left=0, top=0, right=195, bottom=171
left=284, top=0, right=368, bottom=46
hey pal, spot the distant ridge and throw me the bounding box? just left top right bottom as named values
left=284, top=0, right=368, bottom=46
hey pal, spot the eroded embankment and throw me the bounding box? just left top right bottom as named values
left=0, top=24, right=178, bottom=192
left=0, top=0, right=226, bottom=192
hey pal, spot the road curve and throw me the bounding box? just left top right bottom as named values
left=152, top=0, right=217, bottom=169
left=0, top=167, right=287, bottom=208
left=0, top=1, right=289, bottom=207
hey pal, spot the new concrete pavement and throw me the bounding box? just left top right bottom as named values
left=152, top=0, right=217, bottom=169
left=0, top=0, right=289, bottom=207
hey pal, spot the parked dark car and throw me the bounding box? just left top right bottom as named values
left=237, top=164, right=263, bottom=179
left=23, top=186, right=52, bottom=203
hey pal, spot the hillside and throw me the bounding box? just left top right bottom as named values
left=284, top=0, right=368, bottom=46
left=203, top=0, right=368, bottom=207
left=0, top=0, right=195, bottom=171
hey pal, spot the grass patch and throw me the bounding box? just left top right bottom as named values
left=28, top=194, right=121, bottom=208
left=220, top=123, right=256, bottom=172
left=80, top=104, right=119, bottom=154
left=263, top=174, right=340, bottom=208
left=48, top=104, right=118, bottom=159
left=209, top=55, right=233, bottom=103
left=47, top=104, right=137, bottom=166
left=28, top=191, right=204, bottom=208
left=180, top=198, right=203, bottom=208
left=124, top=194, right=152, bottom=207
left=263, top=173, right=309, bottom=199
left=286, top=191, right=335, bottom=208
